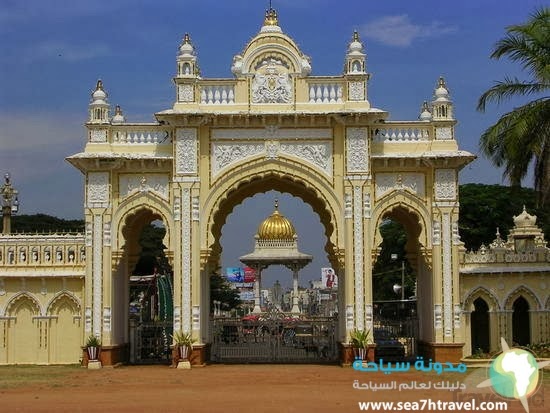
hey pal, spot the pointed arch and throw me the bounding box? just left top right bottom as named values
left=46, top=291, right=81, bottom=316
left=5, top=292, right=43, bottom=317
left=504, top=286, right=542, bottom=311
left=463, top=286, right=500, bottom=312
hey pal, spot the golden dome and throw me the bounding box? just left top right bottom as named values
left=257, top=200, right=296, bottom=240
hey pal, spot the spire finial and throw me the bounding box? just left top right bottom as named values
left=264, top=2, right=278, bottom=26
left=274, top=198, right=279, bottom=210
left=96, top=79, right=103, bottom=90
left=184, top=33, right=191, bottom=44
left=353, top=30, right=360, bottom=42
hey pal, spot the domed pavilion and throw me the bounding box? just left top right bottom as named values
left=240, top=200, right=313, bottom=313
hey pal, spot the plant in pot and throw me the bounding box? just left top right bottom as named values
left=350, top=328, right=373, bottom=361
left=85, top=334, right=101, bottom=361
left=172, top=331, right=197, bottom=361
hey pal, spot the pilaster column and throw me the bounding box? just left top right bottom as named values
left=253, top=269, right=262, bottom=314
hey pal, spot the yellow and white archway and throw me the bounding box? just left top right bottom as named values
left=67, top=7, right=474, bottom=365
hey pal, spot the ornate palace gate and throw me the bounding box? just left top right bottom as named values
left=67, top=6, right=474, bottom=365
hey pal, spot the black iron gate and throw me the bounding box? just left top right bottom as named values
left=129, top=320, right=173, bottom=364
left=373, top=300, right=418, bottom=361
left=210, top=307, right=338, bottom=363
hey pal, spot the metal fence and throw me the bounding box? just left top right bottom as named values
left=210, top=307, right=338, bottom=363
left=129, top=320, right=173, bottom=364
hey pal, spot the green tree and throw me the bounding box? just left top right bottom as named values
left=459, top=183, right=550, bottom=251
left=477, top=8, right=550, bottom=208
left=372, top=220, right=415, bottom=301
left=210, top=271, right=241, bottom=313
left=7, top=214, right=84, bottom=233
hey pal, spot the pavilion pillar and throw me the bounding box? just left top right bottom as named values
left=253, top=268, right=262, bottom=313
left=291, top=267, right=300, bottom=313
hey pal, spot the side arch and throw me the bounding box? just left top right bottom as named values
left=463, top=286, right=500, bottom=312
left=5, top=292, right=43, bottom=317
left=112, top=191, right=175, bottom=252
left=46, top=291, right=81, bottom=316
left=371, top=190, right=430, bottom=253
left=503, top=286, right=542, bottom=311
left=47, top=291, right=82, bottom=364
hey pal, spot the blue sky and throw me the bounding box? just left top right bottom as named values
left=0, top=0, right=543, bottom=287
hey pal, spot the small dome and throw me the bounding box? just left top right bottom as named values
left=434, top=76, right=450, bottom=102
left=91, top=80, right=107, bottom=104
left=111, top=105, right=125, bottom=124
left=513, top=206, right=537, bottom=228
left=257, top=201, right=296, bottom=240
left=179, top=33, right=195, bottom=56
left=348, top=31, right=364, bottom=53
left=419, top=101, right=432, bottom=121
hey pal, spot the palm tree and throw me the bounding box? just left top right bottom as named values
left=477, top=8, right=550, bottom=208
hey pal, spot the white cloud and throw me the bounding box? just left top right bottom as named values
left=361, top=15, right=457, bottom=47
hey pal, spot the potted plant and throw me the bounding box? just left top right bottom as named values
left=172, top=331, right=197, bottom=361
left=350, top=328, right=374, bottom=361
left=85, top=334, right=101, bottom=361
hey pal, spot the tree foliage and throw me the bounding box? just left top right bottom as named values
left=7, top=214, right=84, bottom=233
left=477, top=8, right=550, bottom=207
left=459, top=183, right=550, bottom=251
left=210, top=271, right=241, bottom=313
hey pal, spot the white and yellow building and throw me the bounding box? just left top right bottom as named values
left=0, top=8, right=547, bottom=365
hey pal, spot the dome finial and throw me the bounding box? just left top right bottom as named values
left=264, top=1, right=278, bottom=26
left=353, top=30, right=360, bottom=42
left=274, top=198, right=279, bottom=210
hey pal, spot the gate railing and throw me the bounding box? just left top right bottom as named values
left=129, top=320, right=173, bottom=364
left=210, top=307, right=338, bottom=363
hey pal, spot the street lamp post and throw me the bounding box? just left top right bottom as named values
left=390, top=253, right=405, bottom=301
left=1, top=173, right=19, bottom=235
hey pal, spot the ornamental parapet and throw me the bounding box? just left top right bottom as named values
left=0, top=233, right=86, bottom=270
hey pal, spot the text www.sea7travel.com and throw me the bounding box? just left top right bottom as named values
left=358, top=399, right=508, bottom=411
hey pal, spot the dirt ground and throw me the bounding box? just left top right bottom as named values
left=0, top=364, right=547, bottom=413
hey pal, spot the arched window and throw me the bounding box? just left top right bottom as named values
left=471, top=297, right=490, bottom=353
left=512, top=296, right=530, bottom=346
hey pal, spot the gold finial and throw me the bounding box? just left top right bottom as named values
left=274, top=198, right=279, bottom=212
left=96, top=79, right=103, bottom=90
left=184, top=33, right=191, bottom=43
left=353, top=30, right=360, bottom=42
left=115, top=105, right=122, bottom=115
left=438, top=76, right=446, bottom=88
left=264, top=4, right=278, bottom=26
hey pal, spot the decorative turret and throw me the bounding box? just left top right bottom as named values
left=345, top=30, right=366, bottom=75
left=419, top=101, right=432, bottom=121
left=176, top=33, right=199, bottom=78
left=344, top=31, right=369, bottom=103
left=88, top=80, right=110, bottom=124
left=431, top=76, right=453, bottom=120
left=111, top=105, right=125, bottom=124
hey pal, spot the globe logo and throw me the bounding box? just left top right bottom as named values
left=489, top=348, right=538, bottom=399
left=477, top=337, right=549, bottom=413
